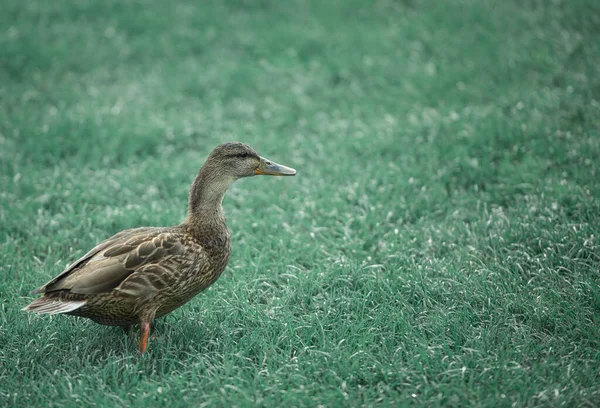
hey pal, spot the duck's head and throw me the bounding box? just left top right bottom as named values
left=206, top=142, right=296, bottom=179
left=188, top=142, right=296, bottom=214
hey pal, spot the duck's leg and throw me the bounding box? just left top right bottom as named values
left=122, top=325, right=131, bottom=334
left=139, top=321, right=150, bottom=353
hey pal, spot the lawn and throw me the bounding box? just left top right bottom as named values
left=1, top=0, right=599, bottom=406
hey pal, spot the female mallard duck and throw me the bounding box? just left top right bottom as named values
left=23, top=142, right=296, bottom=353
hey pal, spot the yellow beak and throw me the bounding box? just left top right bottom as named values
left=254, top=156, right=296, bottom=176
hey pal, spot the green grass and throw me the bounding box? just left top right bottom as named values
left=1, top=0, right=600, bottom=406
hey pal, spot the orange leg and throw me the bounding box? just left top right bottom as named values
left=139, top=321, right=150, bottom=353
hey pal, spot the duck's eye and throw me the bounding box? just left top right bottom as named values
left=230, top=152, right=248, bottom=159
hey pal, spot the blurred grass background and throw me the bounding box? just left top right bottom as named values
left=1, top=0, right=599, bottom=406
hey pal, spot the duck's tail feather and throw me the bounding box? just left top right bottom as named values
left=22, top=297, right=86, bottom=315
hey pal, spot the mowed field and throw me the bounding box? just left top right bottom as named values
left=1, top=0, right=599, bottom=406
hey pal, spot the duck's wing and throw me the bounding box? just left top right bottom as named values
left=31, top=227, right=154, bottom=294
left=32, top=227, right=188, bottom=297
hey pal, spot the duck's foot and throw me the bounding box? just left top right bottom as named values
left=139, top=321, right=150, bottom=353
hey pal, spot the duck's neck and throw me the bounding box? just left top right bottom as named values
left=185, top=165, right=235, bottom=226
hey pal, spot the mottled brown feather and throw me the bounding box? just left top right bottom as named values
left=31, top=223, right=229, bottom=326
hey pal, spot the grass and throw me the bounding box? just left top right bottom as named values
left=1, top=0, right=599, bottom=406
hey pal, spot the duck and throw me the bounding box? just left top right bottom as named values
left=23, top=142, right=296, bottom=353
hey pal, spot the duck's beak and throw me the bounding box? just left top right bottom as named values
left=254, top=156, right=296, bottom=176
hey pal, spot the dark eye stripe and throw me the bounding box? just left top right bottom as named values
left=228, top=152, right=254, bottom=159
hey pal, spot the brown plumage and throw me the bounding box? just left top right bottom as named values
left=23, top=142, right=296, bottom=353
